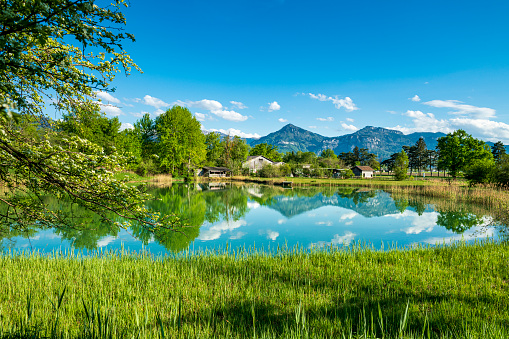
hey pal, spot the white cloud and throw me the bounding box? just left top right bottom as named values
left=309, top=93, right=328, bottom=101
left=423, top=100, right=496, bottom=119
left=310, top=231, right=356, bottom=248
left=308, top=93, right=358, bottom=111
left=179, top=99, right=223, bottom=111
left=98, top=103, right=123, bottom=116
left=247, top=201, right=261, bottom=209
left=278, top=118, right=288, bottom=123
left=198, top=220, right=247, bottom=241
left=346, top=118, right=354, bottom=122
left=341, top=122, right=358, bottom=132
left=340, top=212, right=358, bottom=220
left=268, top=101, right=281, bottom=112
left=130, top=111, right=147, bottom=118
left=95, top=91, right=121, bottom=104
left=450, top=118, right=509, bottom=142
left=308, top=126, right=317, bottom=129
left=143, top=95, right=171, bottom=109
left=315, top=221, right=333, bottom=226
left=211, top=109, right=248, bottom=122
left=259, top=229, right=279, bottom=241
left=229, top=232, right=246, bottom=240
left=154, top=109, right=165, bottom=116
left=421, top=224, right=494, bottom=245
left=277, top=219, right=286, bottom=224
left=317, top=117, right=334, bottom=122
left=410, top=95, right=421, bottom=102
left=209, top=128, right=261, bottom=139
left=195, top=112, right=207, bottom=121
left=331, top=96, right=358, bottom=111
left=389, top=110, right=453, bottom=134
left=230, top=101, right=247, bottom=109
left=97, top=236, right=116, bottom=248
left=120, top=123, right=134, bottom=131
left=177, top=99, right=248, bottom=122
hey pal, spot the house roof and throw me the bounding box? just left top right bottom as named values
left=352, top=166, right=374, bottom=171
left=203, top=166, right=232, bottom=172
left=245, top=155, right=273, bottom=162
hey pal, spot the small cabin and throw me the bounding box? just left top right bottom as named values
left=352, top=166, right=374, bottom=178
left=198, top=166, right=232, bottom=178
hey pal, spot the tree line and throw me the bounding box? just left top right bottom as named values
left=381, top=132, right=508, bottom=186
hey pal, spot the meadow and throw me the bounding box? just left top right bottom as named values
left=1, top=240, right=508, bottom=338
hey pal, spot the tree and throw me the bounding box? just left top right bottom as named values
left=0, top=1, right=179, bottom=232
left=219, top=135, right=249, bottom=174
left=320, top=148, right=336, bottom=158
left=492, top=141, right=507, bottom=162
left=156, top=106, right=206, bottom=176
left=204, top=132, right=222, bottom=166
left=58, top=105, right=121, bottom=154
left=464, top=159, right=496, bottom=186
left=436, top=130, right=494, bottom=179
left=249, top=143, right=283, bottom=162
left=393, top=150, right=409, bottom=181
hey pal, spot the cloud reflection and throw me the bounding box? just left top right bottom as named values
left=198, top=220, right=248, bottom=241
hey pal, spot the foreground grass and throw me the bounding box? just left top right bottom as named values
left=1, top=241, right=509, bottom=338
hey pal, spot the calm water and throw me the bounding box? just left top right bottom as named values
left=3, top=183, right=503, bottom=254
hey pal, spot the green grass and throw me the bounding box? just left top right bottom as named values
left=232, top=175, right=465, bottom=188
left=1, top=240, right=509, bottom=338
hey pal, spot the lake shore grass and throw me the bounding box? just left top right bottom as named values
left=2, top=240, right=509, bottom=338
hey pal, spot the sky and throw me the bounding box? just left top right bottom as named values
left=79, top=0, right=509, bottom=143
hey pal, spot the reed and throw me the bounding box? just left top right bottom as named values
left=1, top=241, right=508, bottom=338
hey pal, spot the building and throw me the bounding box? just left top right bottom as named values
left=242, top=155, right=275, bottom=173
left=351, top=166, right=374, bottom=178
left=197, top=166, right=232, bottom=178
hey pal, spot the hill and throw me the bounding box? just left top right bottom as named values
left=249, top=124, right=447, bottom=160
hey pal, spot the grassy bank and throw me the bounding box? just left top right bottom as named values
left=2, top=241, right=509, bottom=338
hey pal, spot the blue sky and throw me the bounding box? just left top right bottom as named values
left=86, top=0, right=509, bottom=143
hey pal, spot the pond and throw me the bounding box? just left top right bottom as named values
left=2, top=183, right=503, bottom=254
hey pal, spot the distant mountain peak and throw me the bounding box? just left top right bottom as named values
left=249, top=124, right=446, bottom=159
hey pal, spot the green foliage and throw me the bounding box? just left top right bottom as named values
left=436, top=210, right=484, bottom=233
left=219, top=135, right=249, bottom=174
left=249, top=143, right=283, bottom=162
left=393, top=150, right=409, bottom=181
left=1, top=241, right=509, bottom=337
left=437, top=130, right=494, bottom=178
left=0, top=0, right=183, bottom=233
left=342, top=169, right=354, bottom=179
left=320, top=148, right=336, bottom=158
left=58, top=105, right=121, bottom=154
left=155, top=106, right=206, bottom=176
left=339, top=146, right=378, bottom=168
left=492, top=141, right=507, bottom=162
left=134, top=113, right=158, bottom=161
left=204, top=132, right=222, bottom=166
left=493, top=154, right=509, bottom=188
left=258, top=164, right=281, bottom=178
left=464, top=159, right=496, bottom=186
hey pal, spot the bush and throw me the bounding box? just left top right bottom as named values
left=135, top=159, right=160, bottom=177
left=464, top=160, right=496, bottom=186
left=342, top=169, right=354, bottom=179
left=258, top=164, right=280, bottom=178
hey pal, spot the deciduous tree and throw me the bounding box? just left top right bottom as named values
left=0, top=0, right=180, bottom=232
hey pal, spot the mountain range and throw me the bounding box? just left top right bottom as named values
left=247, top=124, right=448, bottom=160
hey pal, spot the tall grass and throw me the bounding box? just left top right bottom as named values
left=1, top=241, right=508, bottom=338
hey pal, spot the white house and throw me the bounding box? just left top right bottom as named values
left=242, top=155, right=282, bottom=173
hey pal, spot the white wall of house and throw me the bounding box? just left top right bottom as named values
left=242, top=156, right=274, bottom=173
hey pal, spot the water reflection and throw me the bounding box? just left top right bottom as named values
left=2, top=183, right=504, bottom=253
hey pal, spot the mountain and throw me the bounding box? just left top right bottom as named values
left=249, top=124, right=447, bottom=160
